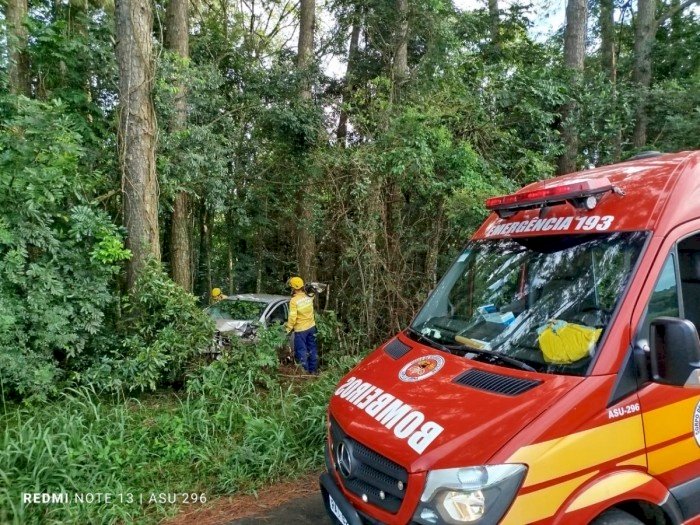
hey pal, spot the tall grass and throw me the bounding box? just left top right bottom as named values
left=0, top=349, right=362, bottom=524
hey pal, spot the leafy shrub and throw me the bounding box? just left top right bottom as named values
left=0, top=98, right=127, bottom=401
left=82, top=261, right=215, bottom=393
left=198, top=347, right=363, bottom=493
left=1, top=340, right=364, bottom=524
left=315, top=310, right=342, bottom=350
left=187, top=324, right=284, bottom=396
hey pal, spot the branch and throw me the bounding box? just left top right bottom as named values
left=655, top=0, right=699, bottom=28
left=92, top=189, right=120, bottom=204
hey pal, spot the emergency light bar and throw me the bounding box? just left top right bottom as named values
left=485, top=178, right=615, bottom=218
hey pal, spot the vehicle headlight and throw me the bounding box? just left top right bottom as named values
left=413, top=464, right=527, bottom=525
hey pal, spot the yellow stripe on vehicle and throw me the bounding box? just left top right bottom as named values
left=565, top=471, right=651, bottom=513
left=616, top=454, right=646, bottom=468
left=643, top=396, right=699, bottom=446
left=500, top=472, right=597, bottom=525
left=507, top=415, right=645, bottom=487
left=648, top=436, right=700, bottom=475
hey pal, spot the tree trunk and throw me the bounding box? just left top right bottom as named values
left=364, top=176, right=383, bottom=342
left=166, top=0, right=192, bottom=291
left=295, top=0, right=317, bottom=281
left=600, top=0, right=616, bottom=82
left=199, top=204, right=212, bottom=295
left=600, top=0, right=621, bottom=160
left=488, top=0, right=500, bottom=48
left=393, top=0, right=409, bottom=95
left=170, top=193, right=192, bottom=290
left=116, top=0, right=161, bottom=289
left=337, top=10, right=362, bottom=144
left=255, top=232, right=263, bottom=294
left=6, top=0, right=31, bottom=95
left=296, top=199, right=317, bottom=282
left=556, top=0, right=587, bottom=175
left=425, top=211, right=444, bottom=289
left=297, top=0, right=315, bottom=100
left=227, top=209, right=235, bottom=294
left=632, top=0, right=656, bottom=148
left=383, top=177, right=404, bottom=334
left=631, top=0, right=700, bottom=147
left=670, top=0, right=683, bottom=35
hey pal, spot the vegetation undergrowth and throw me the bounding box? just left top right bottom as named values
left=0, top=313, right=365, bottom=525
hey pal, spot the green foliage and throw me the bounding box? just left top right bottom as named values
left=0, top=98, right=124, bottom=401
left=188, top=325, right=284, bottom=394
left=315, top=310, right=345, bottom=351
left=83, top=261, right=215, bottom=393
left=211, top=299, right=266, bottom=320
left=647, top=75, right=700, bottom=152
left=1, top=339, right=363, bottom=524
left=26, top=2, right=117, bottom=145
left=0, top=3, right=698, bottom=525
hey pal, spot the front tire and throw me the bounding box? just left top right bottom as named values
left=591, top=509, right=644, bottom=525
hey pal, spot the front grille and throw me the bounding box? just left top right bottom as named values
left=453, top=368, right=541, bottom=396
left=329, top=418, right=408, bottom=514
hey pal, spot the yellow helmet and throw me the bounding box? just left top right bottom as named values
left=288, top=276, right=304, bottom=290
left=211, top=287, right=222, bottom=298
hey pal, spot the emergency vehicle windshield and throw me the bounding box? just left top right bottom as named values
left=410, top=232, right=647, bottom=375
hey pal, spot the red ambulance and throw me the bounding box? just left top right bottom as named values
left=320, top=151, right=700, bottom=525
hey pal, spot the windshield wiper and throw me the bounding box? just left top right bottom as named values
left=449, top=344, right=537, bottom=373
left=406, top=327, right=453, bottom=354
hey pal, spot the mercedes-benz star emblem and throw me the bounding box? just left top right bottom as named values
left=336, top=439, right=354, bottom=479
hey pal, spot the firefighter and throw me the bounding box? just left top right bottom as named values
left=286, top=276, right=318, bottom=374
left=210, top=288, right=227, bottom=303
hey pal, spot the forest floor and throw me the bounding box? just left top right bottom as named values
left=165, top=472, right=330, bottom=525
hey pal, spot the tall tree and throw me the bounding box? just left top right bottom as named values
left=6, top=0, right=31, bottom=95
left=632, top=0, right=656, bottom=148
left=488, top=0, right=500, bottom=47
left=600, top=0, right=616, bottom=82
left=337, top=7, right=362, bottom=144
left=296, top=0, right=317, bottom=281
left=116, top=0, right=161, bottom=289
left=382, top=0, right=412, bottom=332
left=166, top=0, right=193, bottom=292
left=632, top=0, right=698, bottom=147
left=393, top=0, right=409, bottom=92
left=600, top=0, right=621, bottom=159
left=297, top=0, right=315, bottom=101
left=556, top=0, right=587, bottom=174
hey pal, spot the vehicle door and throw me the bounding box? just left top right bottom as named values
left=632, top=223, right=700, bottom=521
left=265, top=301, right=288, bottom=327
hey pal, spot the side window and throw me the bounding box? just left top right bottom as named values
left=678, top=233, right=700, bottom=330
left=640, top=254, right=680, bottom=341
left=267, top=304, right=287, bottom=325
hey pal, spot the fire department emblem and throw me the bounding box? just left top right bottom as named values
left=399, top=355, right=445, bottom=383
left=694, top=401, right=700, bottom=447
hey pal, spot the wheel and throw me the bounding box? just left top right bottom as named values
left=591, top=508, right=644, bottom=525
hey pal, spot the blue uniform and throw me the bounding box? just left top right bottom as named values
left=294, top=327, right=318, bottom=373
left=287, top=291, right=317, bottom=373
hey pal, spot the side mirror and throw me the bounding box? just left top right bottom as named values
left=649, top=317, right=700, bottom=387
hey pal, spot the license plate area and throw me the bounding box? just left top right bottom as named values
left=328, top=493, right=350, bottom=525
left=320, top=472, right=363, bottom=525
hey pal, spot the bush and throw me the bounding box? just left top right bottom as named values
left=0, top=98, right=128, bottom=401
left=1, top=335, right=365, bottom=524
left=81, top=261, right=215, bottom=393
left=186, top=324, right=284, bottom=396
